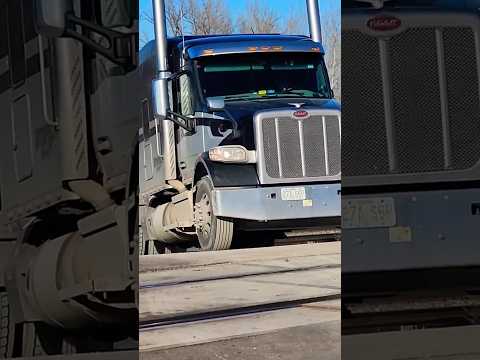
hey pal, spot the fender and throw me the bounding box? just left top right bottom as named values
left=194, top=152, right=259, bottom=187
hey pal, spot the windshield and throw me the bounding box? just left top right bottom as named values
left=195, top=52, right=332, bottom=102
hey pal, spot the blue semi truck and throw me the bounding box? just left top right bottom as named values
left=138, top=0, right=341, bottom=252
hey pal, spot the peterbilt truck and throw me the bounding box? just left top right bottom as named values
left=0, top=0, right=138, bottom=357
left=342, top=0, right=480, bottom=274
left=139, top=0, right=341, bottom=253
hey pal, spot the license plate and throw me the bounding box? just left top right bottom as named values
left=342, top=197, right=396, bottom=229
left=281, top=187, right=306, bottom=201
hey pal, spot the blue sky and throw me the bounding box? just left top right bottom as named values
left=140, top=0, right=340, bottom=46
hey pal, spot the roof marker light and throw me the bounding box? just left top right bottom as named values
left=202, top=49, right=215, bottom=55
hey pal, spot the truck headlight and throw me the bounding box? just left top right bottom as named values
left=208, top=146, right=256, bottom=163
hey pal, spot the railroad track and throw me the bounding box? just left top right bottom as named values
left=274, top=234, right=340, bottom=246
left=140, top=293, right=341, bottom=332
left=342, top=267, right=480, bottom=334
left=274, top=227, right=341, bottom=245
left=139, top=242, right=340, bottom=352
left=342, top=292, right=480, bottom=335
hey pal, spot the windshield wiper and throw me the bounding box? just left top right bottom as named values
left=223, top=93, right=259, bottom=101
left=266, top=89, right=329, bottom=98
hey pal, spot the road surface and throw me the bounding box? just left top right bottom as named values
left=139, top=242, right=341, bottom=359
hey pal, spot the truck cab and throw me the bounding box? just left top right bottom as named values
left=139, top=34, right=341, bottom=252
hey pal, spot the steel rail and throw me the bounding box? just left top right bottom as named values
left=139, top=293, right=341, bottom=332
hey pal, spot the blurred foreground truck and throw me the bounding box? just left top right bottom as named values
left=0, top=0, right=138, bottom=357
left=343, top=0, right=480, bottom=273
left=139, top=0, right=341, bottom=253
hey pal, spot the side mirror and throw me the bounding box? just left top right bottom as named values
left=34, top=0, right=138, bottom=70
left=34, top=0, right=73, bottom=37
left=152, top=78, right=170, bottom=119
left=100, top=0, right=136, bottom=28
left=207, top=97, right=225, bottom=111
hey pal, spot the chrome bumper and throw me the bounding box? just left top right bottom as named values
left=343, top=188, right=480, bottom=273
left=211, top=183, right=340, bottom=221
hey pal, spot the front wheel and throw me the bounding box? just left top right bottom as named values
left=194, top=177, right=234, bottom=251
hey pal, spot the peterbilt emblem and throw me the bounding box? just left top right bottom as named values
left=367, top=16, right=401, bottom=31
left=293, top=110, right=309, bottom=118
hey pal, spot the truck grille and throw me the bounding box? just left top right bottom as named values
left=256, top=111, right=341, bottom=184
left=343, top=26, right=480, bottom=177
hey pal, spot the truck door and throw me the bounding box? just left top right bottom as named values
left=140, top=95, right=165, bottom=194
left=140, top=98, right=154, bottom=182
left=9, top=1, right=32, bottom=182
left=0, top=0, right=60, bottom=216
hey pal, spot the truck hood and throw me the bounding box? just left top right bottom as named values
left=218, top=98, right=340, bottom=149
left=223, top=97, right=340, bottom=119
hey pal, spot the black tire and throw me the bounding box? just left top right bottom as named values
left=140, top=219, right=161, bottom=255
left=194, top=177, right=234, bottom=251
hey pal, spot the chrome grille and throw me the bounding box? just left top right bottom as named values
left=304, top=117, right=326, bottom=177
left=258, top=112, right=341, bottom=183
left=342, top=30, right=389, bottom=176
left=342, top=26, right=480, bottom=177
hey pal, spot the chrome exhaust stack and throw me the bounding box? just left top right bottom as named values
left=306, top=0, right=323, bottom=44
left=151, top=0, right=177, bottom=181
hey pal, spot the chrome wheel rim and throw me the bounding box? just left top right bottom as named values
left=196, top=193, right=212, bottom=242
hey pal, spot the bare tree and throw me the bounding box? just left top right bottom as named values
left=143, top=0, right=311, bottom=38
left=236, top=1, right=307, bottom=35
left=322, top=15, right=341, bottom=99
left=166, top=0, right=187, bottom=36
left=141, top=0, right=339, bottom=99
left=146, top=0, right=232, bottom=36
left=237, top=0, right=280, bottom=34
left=283, top=6, right=306, bottom=35
left=141, top=2, right=184, bottom=37
left=140, top=31, right=151, bottom=47
left=140, top=10, right=154, bottom=44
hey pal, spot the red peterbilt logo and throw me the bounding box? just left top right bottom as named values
left=293, top=110, right=309, bottom=118
left=367, top=16, right=401, bottom=31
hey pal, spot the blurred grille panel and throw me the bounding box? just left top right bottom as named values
left=342, top=26, right=480, bottom=176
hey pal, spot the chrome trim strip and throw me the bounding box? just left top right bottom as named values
left=322, top=115, right=330, bottom=175
left=379, top=38, right=397, bottom=173
left=274, top=117, right=283, bottom=178
left=436, top=28, right=452, bottom=169
left=298, top=119, right=306, bottom=176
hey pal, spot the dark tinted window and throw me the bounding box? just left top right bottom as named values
left=196, top=52, right=331, bottom=102
left=22, top=0, right=37, bottom=42
left=0, top=3, right=7, bottom=59
left=8, top=0, right=25, bottom=85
